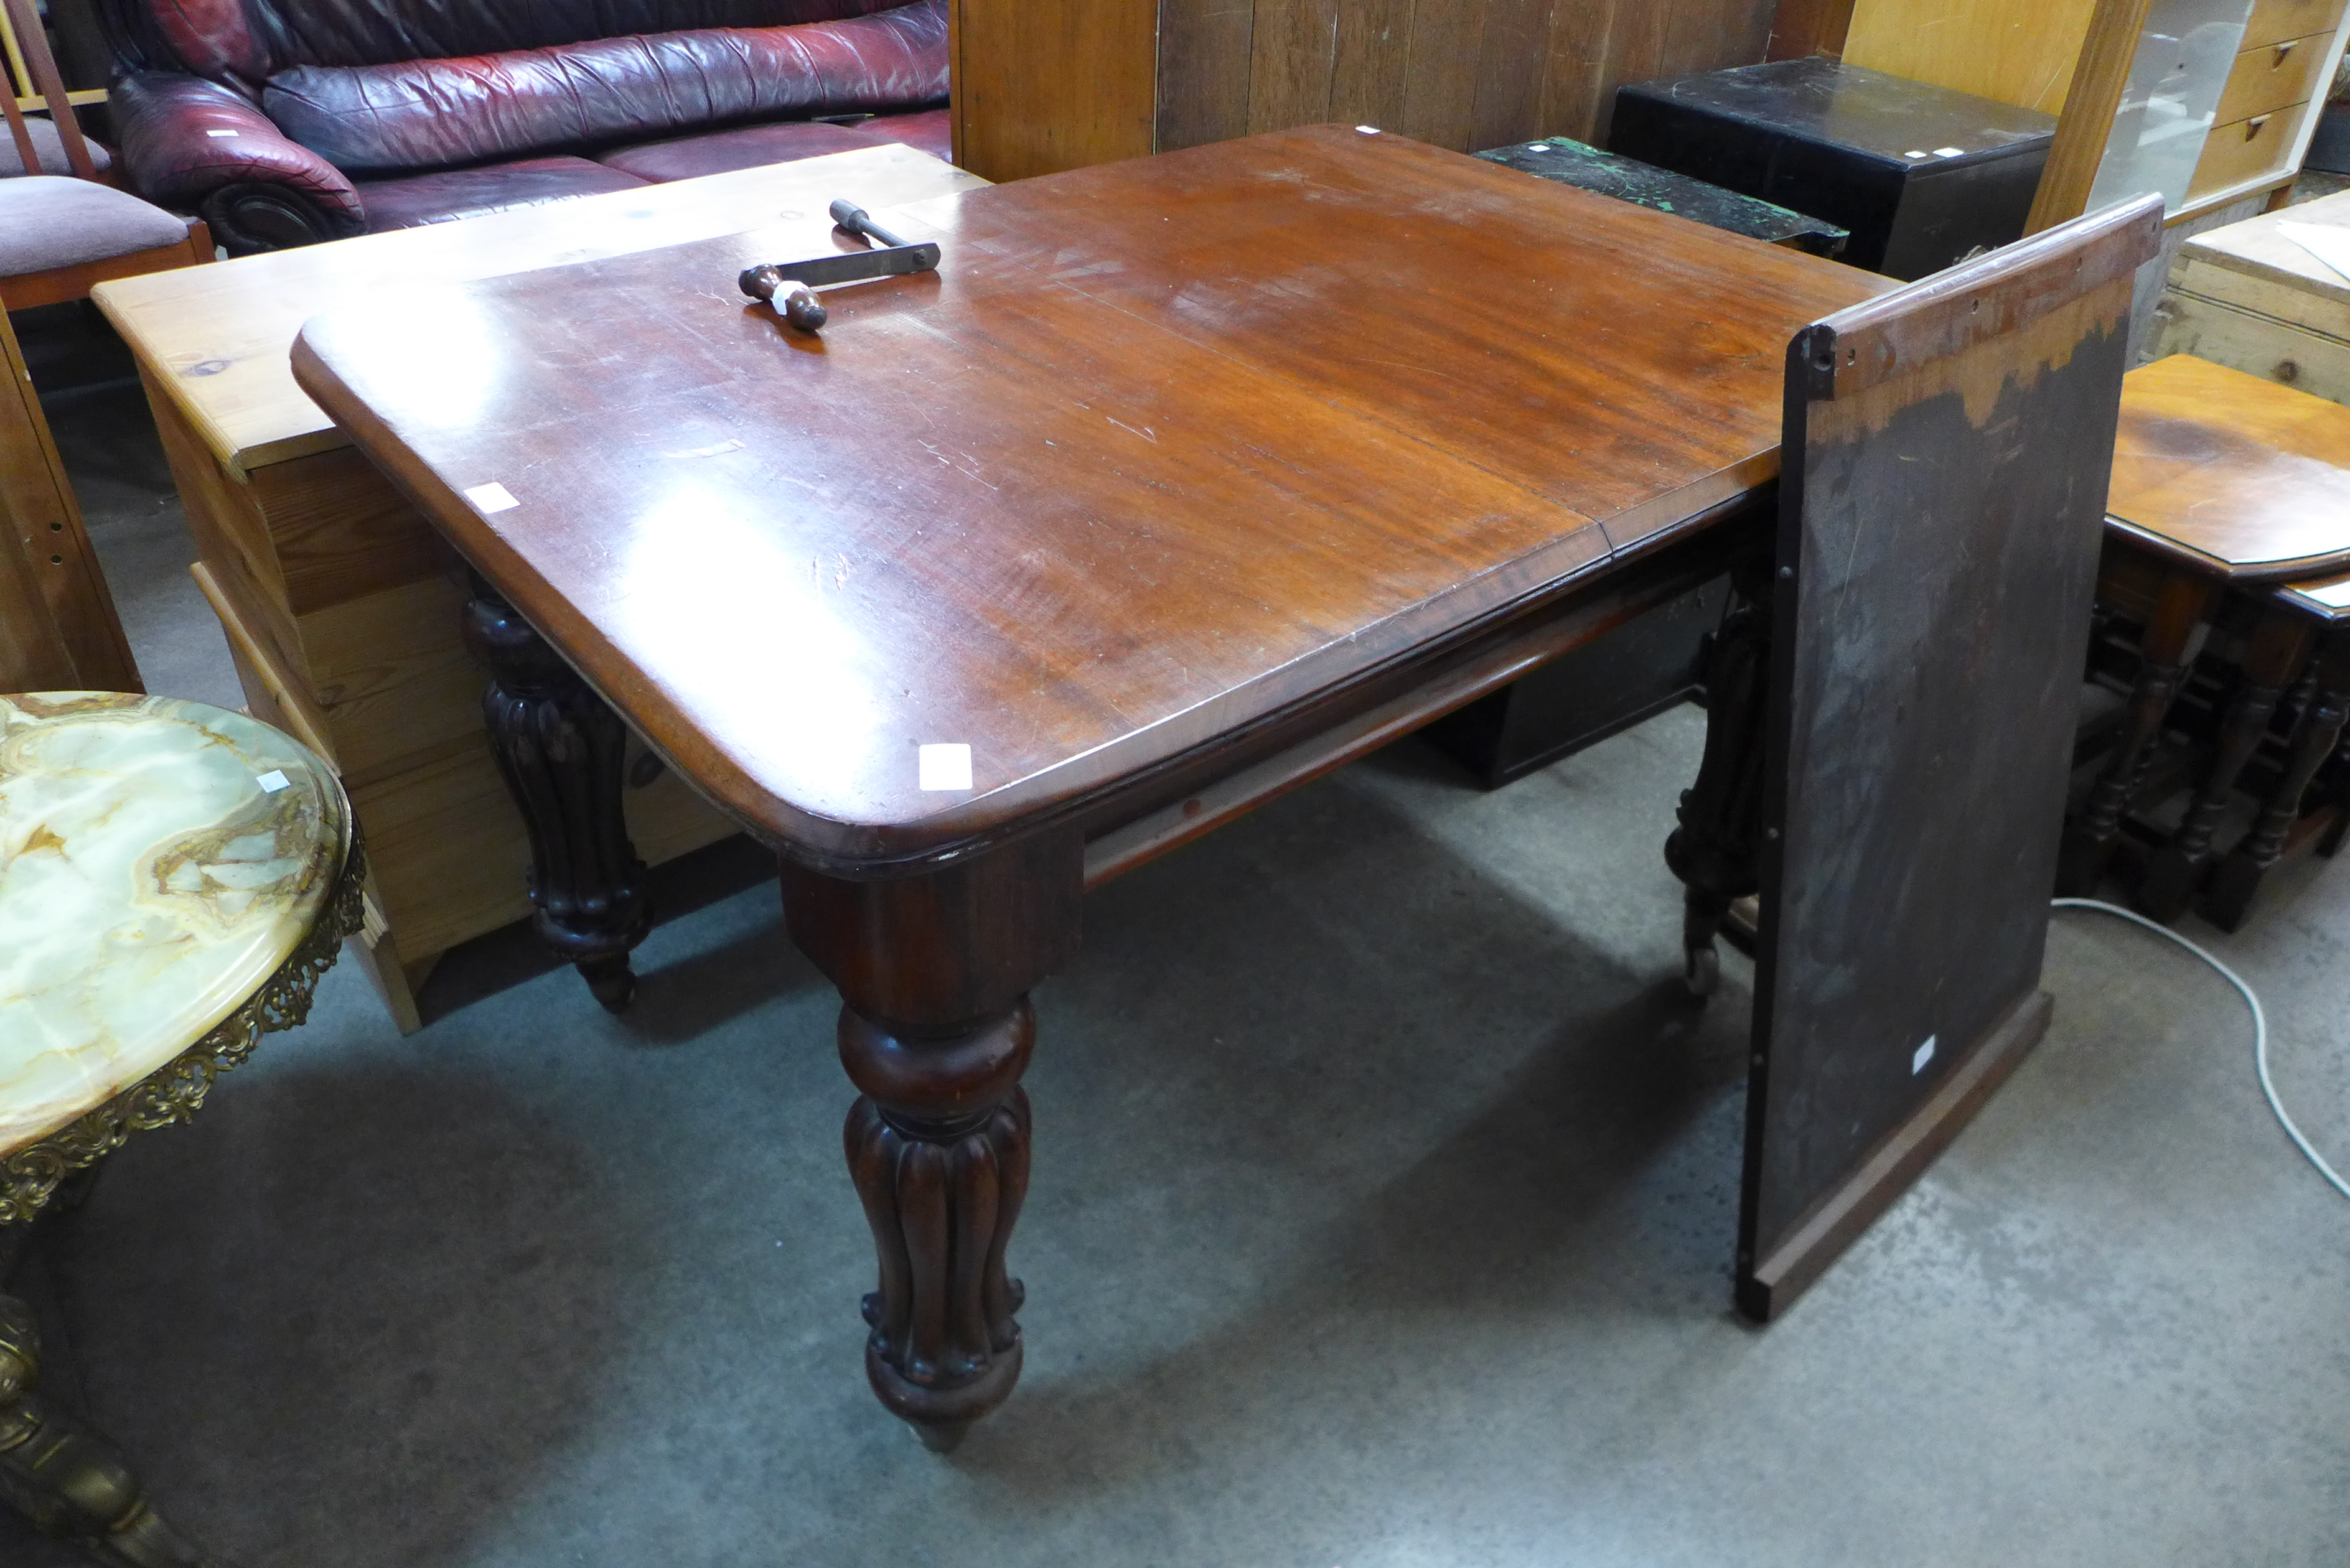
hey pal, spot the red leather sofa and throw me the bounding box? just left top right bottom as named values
left=105, top=0, right=950, bottom=253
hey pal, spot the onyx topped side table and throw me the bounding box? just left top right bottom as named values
left=0, top=693, right=364, bottom=1567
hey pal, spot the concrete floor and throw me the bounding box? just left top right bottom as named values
left=7, top=302, right=2349, bottom=1567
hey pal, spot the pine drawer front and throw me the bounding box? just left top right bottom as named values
left=2155, top=290, right=2350, bottom=405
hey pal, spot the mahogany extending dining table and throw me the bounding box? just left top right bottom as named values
left=291, top=124, right=1899, bottom=1447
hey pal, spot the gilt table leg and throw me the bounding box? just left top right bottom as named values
left=2137, top=605, right=2311, bottom=920
left=462, top=577, right=652, bottom=1010
left=2057, top=569, right=2218, bottom=896
left=0, top=1289, right=220, bottom=1567
left=2203, top=630, right=2350, bottom=930
left=1664, top=556, right=1773, bottom=997
left=782, top=828, right=1083, bottom=1451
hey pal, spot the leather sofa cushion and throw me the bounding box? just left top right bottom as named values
left=597, top=106, right=950, bottom=180
left=355, top=156, right=648, bottom=232
left=151, top=0, right=901, bottom=88
left=263, top=0, right=946, bottom=174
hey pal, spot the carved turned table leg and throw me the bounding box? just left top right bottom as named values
left=0, top=1287, right=216, bottom=1567
left=2203, top=631, right=2350, bottom=930
left=2137, top=605, right=2312, bottom=920
left=2058, top=569, right=2219, bottom=896
left=781, top=828, right=1083, bottom=1451
left=1664, top=556, right=1774, bottom=997
left=462, top=577, right=652, bottom=1011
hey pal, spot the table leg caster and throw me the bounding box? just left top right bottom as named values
left=1683, top=942, right=1720, bottom=998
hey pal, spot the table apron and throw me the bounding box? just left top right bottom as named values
left=1076, top=503, right=1771, bottom=889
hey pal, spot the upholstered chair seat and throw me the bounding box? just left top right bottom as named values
left=0, top=177, right=190, bottom=277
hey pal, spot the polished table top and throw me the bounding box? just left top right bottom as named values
left=292, top=126, right=1884, bottom=870
left=93, top=142, right=987, bottom=477
left=2107, top=353, right=2350, bottom=583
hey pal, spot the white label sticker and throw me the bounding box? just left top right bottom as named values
left=1932, top=146, right=1964, bottom=157
left=464, top=482, right=519, bottom=513
left=206, top=128, right=239, bottom=138
left=255, top=770, right=291, bottom=793
left=1912, top=1035, right=1937, bottom=1075
left=917, top=743, right=972, bottom=791
left=1904, top=149, right=1929, bottom=159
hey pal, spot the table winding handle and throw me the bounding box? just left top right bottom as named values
left=737, top=266, right=828, bottom=332
left=830, top=198, right=911, bottom=250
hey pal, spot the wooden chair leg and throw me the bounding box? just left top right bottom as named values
left=2058, top=569, right=2217, bottom=895
left=2138, top=604, right=2311, bottom=920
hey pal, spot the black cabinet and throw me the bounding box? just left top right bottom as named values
left=1609, top=58, right=2056, bottom=280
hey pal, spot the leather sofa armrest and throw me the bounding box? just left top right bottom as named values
left=111, top=72, right=367, bottom=253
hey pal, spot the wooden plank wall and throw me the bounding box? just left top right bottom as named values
left=1157, top=0, right=1779, bottom=155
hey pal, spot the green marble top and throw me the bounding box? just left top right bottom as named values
left=0, top=693, right=350, bottom=1154
left=1476, top=138, right=1850, bottom=258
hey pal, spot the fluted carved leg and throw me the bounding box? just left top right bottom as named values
left=782, top=829, right=1082, bottom=1450
left=1664, top=557, right=1773, bottom=998
left=2203, top=632, right=2350, bottom=930
left=2138, top=607, right=2311, bottom=920
left=841, top=1006, right=1031, bottom=1450
left=462, top=576, right=651, bottom=1010
left=0, top=1290, right=224, bottom=1567
left=2058, top=569, right=2218, bottom=896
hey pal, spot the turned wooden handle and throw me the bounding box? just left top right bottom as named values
left=2273, top=39, right=2298, bottom=64
left=2246, top=114, right=2272, bottom=140
left=737, top=265, right=828, bottom=332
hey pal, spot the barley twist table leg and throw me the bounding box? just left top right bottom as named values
left=2059, top=569, right=2217, bottom=896
left=2203, top=633, right=2350, bottom=930
left=2137, top=606, right=2310, bottom=920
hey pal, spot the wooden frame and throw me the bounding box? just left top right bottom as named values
left=0, top=0, right=101, bottom=113
left=0, top=228, right=214, bottom=310
left=0, top=307, right=141, bottom=694
left=1762, top=0, right=2350, bottom=237
left=0, top=0, right=95, bottom=167
left=2021, top=0, right=2350, bottom=233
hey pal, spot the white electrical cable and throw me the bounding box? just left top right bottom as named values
left=2052, top=897, right=2350, bottom=1202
